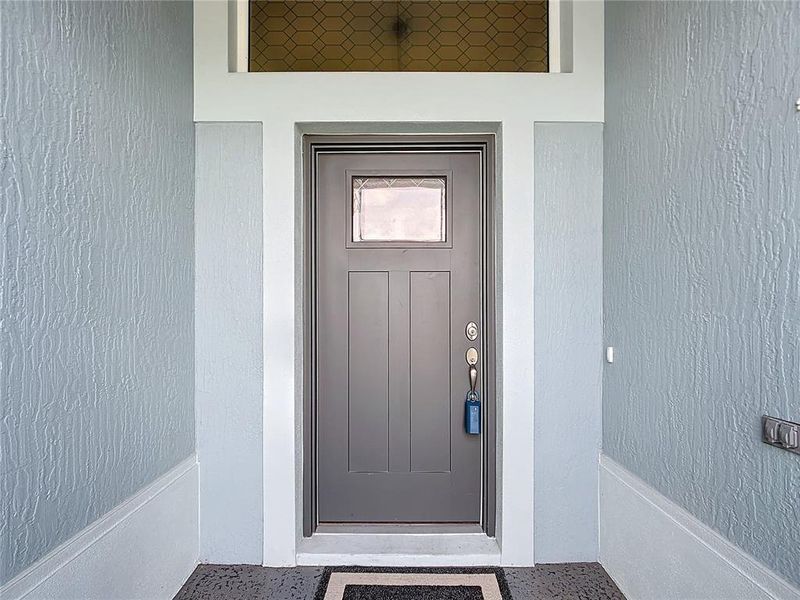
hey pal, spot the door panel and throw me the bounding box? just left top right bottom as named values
left=347, top=271, right=389, bottom=473
left=410, top=271, right=451, bottom=473
left=388, top=270, right=411, bottom=473
left=315, top=149, right=483, bottom=524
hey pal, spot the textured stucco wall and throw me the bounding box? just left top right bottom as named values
left=195, top=123, right=263, bottom=564
left=604, top=1, right=800, bottom=586
left=1, top=0, right=195, bottom=584
left=533, top=122, right=603, bottom=563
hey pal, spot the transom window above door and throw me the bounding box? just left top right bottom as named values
left=249, top=0, right=548, bottom=72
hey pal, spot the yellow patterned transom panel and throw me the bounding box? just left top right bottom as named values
left=249, top=0, right=548, bottom=72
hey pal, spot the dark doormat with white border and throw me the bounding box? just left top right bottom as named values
left=314, top=567, right=513, bottom=600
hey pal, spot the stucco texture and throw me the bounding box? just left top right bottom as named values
left=604, top=0, right=800, bottom=587
left=1, top=0, right=195, bottom=584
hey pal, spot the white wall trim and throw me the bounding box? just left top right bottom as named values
left=548, top=0, right=574, bottom=74
left=547, top=0, right=563, bottom=73
left=2, top=455, right=199, bottom=600
left=226, top=0, right=248, bottom=73
left=599, top=454, right=800, bottom=600
left=547, top=0, right=562, bottom=72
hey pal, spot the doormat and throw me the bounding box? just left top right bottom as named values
left=314, top=567, right=513, bottom=600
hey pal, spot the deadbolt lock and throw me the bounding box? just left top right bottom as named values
left=465, top=321, right=479, bottom=341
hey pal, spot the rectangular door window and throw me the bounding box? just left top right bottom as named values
left=352, top=176, right=446, bottom=243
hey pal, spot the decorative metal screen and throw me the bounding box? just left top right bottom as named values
left=249, top=0, right=548, bottom=72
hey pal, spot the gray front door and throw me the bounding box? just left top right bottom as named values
left=314, top=145, right=486, bottom=524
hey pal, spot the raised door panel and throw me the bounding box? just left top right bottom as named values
left=347, top=271, right=389, bottom=473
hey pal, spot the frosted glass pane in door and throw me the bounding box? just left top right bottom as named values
left=352, top=177, right=446, bottom=242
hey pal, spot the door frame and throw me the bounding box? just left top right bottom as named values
left=303, top=134, right=497, bottom=538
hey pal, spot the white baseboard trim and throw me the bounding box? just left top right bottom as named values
left=599, top=454, right=800, bottom=600
left=2, top=455, right=199, bottom=600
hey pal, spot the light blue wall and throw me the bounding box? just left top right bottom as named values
left=534, top=123, right=603, bottom=563
left=604, top=1, right=800, bottom=586
left=1, top=1, right=195, bottom=584
left=195, top=123, right=263, bottom=564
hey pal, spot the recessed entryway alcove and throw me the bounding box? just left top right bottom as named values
left=194, top=0, right=604, bottom=568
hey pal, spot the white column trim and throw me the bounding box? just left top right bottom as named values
left=261, top=119, right=298, bottom=566
left=226, top=0, right=248, bottom=73
left=548, top=0, right=563, bottom=73
left=498, top=121, right=536, bottom=565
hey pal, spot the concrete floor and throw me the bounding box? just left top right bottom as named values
left=173, top=563, right=626, bottom=600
